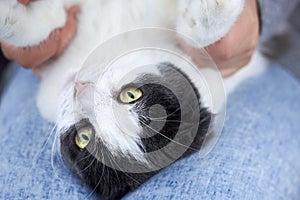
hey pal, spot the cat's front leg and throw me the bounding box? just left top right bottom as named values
left=176, top=0, right=245, bottom=48
left=0, top=1, right=67, bottom=47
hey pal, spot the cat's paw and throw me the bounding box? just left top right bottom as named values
left=0, top=0, right=66, bottom=47
left=176, top=0, right=245, bottom=47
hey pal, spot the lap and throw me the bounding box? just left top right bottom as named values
left=0, top=67, right=98, bottom=199
left=0, top=64, right=299, bottom=199
left=126, top=64, right=300, bottom=199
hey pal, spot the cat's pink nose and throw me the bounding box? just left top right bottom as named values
left=17, top=0, right=30, bottom=6
left=74, top=82, right=92, bottom=97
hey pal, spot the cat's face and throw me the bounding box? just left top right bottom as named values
left=0, top=0, right=67, bottom=46
left=58, top=50, right=212, bottom=199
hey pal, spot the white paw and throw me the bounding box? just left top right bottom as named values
left=177, top=0, right=245, bottom=47
left=0, top=0, right=66, bottom=47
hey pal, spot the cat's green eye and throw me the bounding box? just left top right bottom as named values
left=75, top=127, right=93, bottom=149
left=119, top=87, right=143, bottom=103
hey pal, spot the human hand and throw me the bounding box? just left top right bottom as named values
left=0, top=3, right=79, bottom=76
left=180, top=0, right=260, bottom=77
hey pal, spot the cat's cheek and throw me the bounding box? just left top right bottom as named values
left=92, top=102, right=145, bottom=161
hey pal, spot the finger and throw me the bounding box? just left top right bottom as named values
left=55, top=5, right=80, bottom=56
left=27, top=29, right=61, bottom=69
left=68, top=5, right=80, bottom=16
left=0, top=30, right=60, bottom=69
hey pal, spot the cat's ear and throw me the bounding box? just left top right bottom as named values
left=176, top=0, right=245, bottom=48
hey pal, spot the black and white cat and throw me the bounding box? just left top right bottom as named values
left=0, top=0, right=268, bottom=199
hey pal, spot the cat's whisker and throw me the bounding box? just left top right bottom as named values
left=32, top=123, right=57, bottom=165
left=199, top=114, right=212, bottom=123
left=107, top=153, right=121, bottom=185
left=139, top=120, right=200, bottom=152
left=1, top=0, right=254, bottom=197
left=51, top=129, right=65, bottom=174
left=86, top=158, right=104, bottom=199
left=85, top=151, right=105, bottom=199
left=155, top=106, right=181, bottom=119
left=75, top=149, right=96, bottom=165
left=76, top=151, right=98, bottom=173
left=147, top=117, right=181, bottom=122
left=49, top=105, right=73, bottom=175
left=151, top=119, right=196, bottom=126
left=107, top=153, right=143, bottom=186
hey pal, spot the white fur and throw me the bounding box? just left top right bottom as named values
left=177, top=0, right=245, bottom=47
left=0, top=0, right=66, bottom=47
left=0, top=0, right=268, bottom=161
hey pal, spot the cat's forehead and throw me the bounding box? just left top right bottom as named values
left=95, top=49, right=197, bottom=90
left=106, top=51, right=163, bottom=88
left=79, top=50, right=169, bottom=92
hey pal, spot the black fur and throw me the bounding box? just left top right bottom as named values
left=60, top=62, right=212, bottom=200
left=136, top=83, right=181, bottom=152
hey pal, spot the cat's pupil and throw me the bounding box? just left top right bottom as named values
left=81, top=134, right=89, bottom=141
left=127, top=92, right=135, bottom=99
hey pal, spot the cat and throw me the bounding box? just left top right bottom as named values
left=0, top=0, right=268, bottom=199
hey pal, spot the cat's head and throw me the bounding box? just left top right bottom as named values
left=58, top=49, right=213, bottom=199
left=0, top=0, right=68, bottom=47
